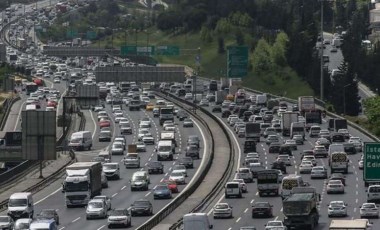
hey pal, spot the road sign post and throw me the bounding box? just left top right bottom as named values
left=364, top=142, right=380, bottom=181
left=227, top=46, right=249, bottom=78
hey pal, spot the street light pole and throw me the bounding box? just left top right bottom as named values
left=320, top=0, right=324, bottom=101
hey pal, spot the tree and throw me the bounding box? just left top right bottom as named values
left=156, top=10, right=183, bottom=31
left=200, top=26, right=213, bottom=43
left=235, top=29, right=244, bottom=45
left=252, top=39, right=273, bottom=74
left=271, top=32, right=289, bottom=67
left=214, top=18, right=232, bottom=35
left=218, top=36, right=225, bottom=54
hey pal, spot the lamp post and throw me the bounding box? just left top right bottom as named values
left=343, top=83, right=352, bottom=115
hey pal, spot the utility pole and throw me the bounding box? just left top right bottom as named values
left=320, top=0, right=324, bottom=101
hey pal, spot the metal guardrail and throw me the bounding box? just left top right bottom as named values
left=0, top=96, right=21, bottom=131
left=136, top=91, right=234, bottom=230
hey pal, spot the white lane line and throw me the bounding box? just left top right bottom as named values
left=250, top=199, right=254, bottom=204
left=275, top=216, right=279, bottom=221
left=14, top=101, right=26, bottom=131
left=112, top=193, right=118, bottom=197
left=145, top=192, right=151, bottom=197
left=121, top=186, right=126, bottom=190
left=35, top=187, right=62, bottom=205
left=89, top=110, right=97, bottom=139
left=72, top=217, right=80, bottom=223
left=97, top=225, right=105, bottom=230
left=356, top=199, right=358, bottom=203
left=236, top=217, right=241, bottom=222
left=280, top=207, right=283, bottom=212
left=228, top=228, right=232, bottom=230
left=58, top=227, right=65, bottom=230
left=244, top=208, right=248, bottom=213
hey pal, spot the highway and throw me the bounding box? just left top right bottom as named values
left=0, top=95, right=208, bottom=230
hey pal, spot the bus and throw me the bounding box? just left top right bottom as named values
left=25, top=82, right=38, bottom=95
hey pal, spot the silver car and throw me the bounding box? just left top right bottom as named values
left=111, top=142, right=124, bottom=155
left=86, top=200, right=107, bottom=219
left=327, top=201, right=347, bottom=217
left=107, top=208, right=131, bottom=228
left=360, top=203, right=379, bottom=218
left=311, top=166, right=328, bottom=179
left=0, top=216, right=13, bottom=229
left=93, top=195, right=112, bottom=210
left=326, top=180, right=345, bottom=194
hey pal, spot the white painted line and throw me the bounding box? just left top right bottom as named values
left=97, top=225, right=105, bottom=230
left=354, top=208, right=357, bottom=212
left=14, top=101, right=26, bottom=131
left=280, top=207, right=283, bottom=212
left=72, top=217, right=80, bottom=223
left=244, top=208, right=248, bottom=213
left=145, top=192, right=151, bottom=197
left=250, top=199, right=254, bottom=204
left=356, top=199, right=358, bottom=203
left=35, top=187, right=62, bottom=205
left=58, top=227, right=65, bottom=230
left=236, top=217, right=241, bottom=222
left=89, top=110, right=97, bottom=139
left=121, top=186, right=126, bottom=190
left=112, top=193, right=118, bottom=197
left=255, top=192, right=258, bottom=196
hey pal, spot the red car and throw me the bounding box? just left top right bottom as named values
left=47, top=100, right=57, bottom=108
left=163, top=180, right=179, bottom=193
left=99, top=118, right=111, bottom=128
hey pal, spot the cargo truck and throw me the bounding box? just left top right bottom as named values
left=334, top=118, right=347, bottom=132
left=329, top=152, right=348, bottom=174
left=305, top=110, right=322, bottom=131
left=215, top=91, right=226, bottom=104
left=245, top=122, right=261, bottom=142
left=256, top=94, right=267, bottom=107
left=159, top=107, right=174, bottom=125
left=298, top=96, right=315, bottom=116
left=64, top=162, right=102, bottom=208
left=290, top=122, right=305, bottom=139
left=283, top=187, right=320, bottom=230
left=257, top=169, right=279, bottom=196
left=160, top=131, right=177, bottom=147
left=220, top=78, right=229, bottom=90
left=281, top=112, right=299, bottom=136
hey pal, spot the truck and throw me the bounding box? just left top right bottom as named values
left=160, top=131, right=177, bottom=147
left=329, top=219, right=368, bottom=230
left=298, top=96, right=316, bottom=116
left=334, top=118, right=347, bottom=132
left=245, top=122, right=261, bottom=142
left=290, top=121, right=305, bottom=139
left=215, top=91, right=227, bottom=104
left=257, top=169, right=279, bottom=196
left=156, top=140, right=175, bottom=161
left=305, top=110, right=322, bottom=131
left=64, top=162, right=102, bottom=208
left=159, top=107, right=174, bottom=125
left=220, top=77, right=229, bottom=90
left=235, top=89, right=246, bottom=105
left=119, top=82, right=131, bottom=92
left=329, top=152, right=348, bottom=174
left=283, top=187, right=320, bottom=230
left=99, top=86, right=107, bottom=99
left=281, top=112, right=299, bottom=136
left=256, top=94, right=267, bottom=107
left=209, top=80, right=218, bottom=91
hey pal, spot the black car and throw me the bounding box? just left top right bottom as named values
left=271, top=161, right=287, bottom=174
left=344, top=143, right=357, bottom=154
left=177, top=110, right=188, bottom=120
left=130, top=199, right=153, bottom=216
left=212, top=106, right=222, bottom=113
left=279, top=145, right=292, bottom=156
left=268, top=143, right=281, bottom=154
left=185, top=145, right=200, bottom=159
left=331, top=133, right=345, bottom=142
left=244, top=140, right=257, bottom=153
left=187, top=135, right=200, bottom=148
left=178, top=157, right=194, bottom=168
left=222, top=109, right=232, bottom=118
left=243, top=111, right=253, bottom=122
left=147, top=161, right=164, bottom=174
left=36, top=209, right=60, bottom=225
left=251, top=202, right=273, bottom=218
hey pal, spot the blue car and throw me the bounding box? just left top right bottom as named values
left=153, top=184, right=172, bottom=199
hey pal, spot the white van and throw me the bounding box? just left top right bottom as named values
left=367, top=185, right=380, bottom=203
left=29, top=219, right=57, bottom=230
left=309, top=125, right=321, bottom=137
left=225, top=181, right=242, bottom=198
left=183, top=213, right=213, bottom=230
left=328, top=143, right=345, bottom=155
left=7, top=192, right=34, bottom=219
left=157, top=140, right=175, bottom=161
left=281, top=175, right=307, bottom=199
left=68, top=131, right=92, bottom=151
left=26, top=104, right=37, bottom=111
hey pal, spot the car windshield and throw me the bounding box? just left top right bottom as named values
left=103, top=164, right=118, bottom=170
left=158, top=146, right=172, bottom=152
left=171, top=172, right=182, bottom=177
left=149, top=162, right=161, bottom=167
left=89, top=202, right=103, bottom=208
left=110, top=209, right=128, bottom=216
left=156, top=185, right=168, bottom=190
left=174, top=165, right=185, bottom=170
left=254, top=202, right=269, bottom=208
left=268, top=222, right=282, bottom=226
left=8, top=199, right=27, bottom=207
left=134, top=201, right=150, bottom=207
left=113, top=144, right=123, bottom=148
left=39, top=210, right=54, bottom=216
left=215, top=204, right=229, bottom=209
left=330, top=202, right=344, bottom=207
left=363, top=204, right=376, bottom=208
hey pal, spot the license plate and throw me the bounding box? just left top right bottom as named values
left=258, top=212, right=263, bottom=215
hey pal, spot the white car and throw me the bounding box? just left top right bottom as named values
left=327, top=201, right=347, bottom=217
left=302, top=155, right=317, bottom=166
left=184, top=93, right=193, bottom=100
left=349, top=137, right=363, bottom=152
left=265, top=221, right=287, bottom=230
left=360, top=203, right=379, bottom=218
left=359, top=155, right=364, bottom=170
left=136, top=141, right=146, bottom=152
left=232, top=178, right=247, bottom=193
left=213, top=203, right=233, bottom=219
left=299, top=161, right=313, bottom=174
left=337, top=129, right=350, bottom=139
left=326, top=180, right=345, bottom=194
left=138, top=128, right=150, bottom=140
left=53, top=77, right=60, bottom=83
left=169, top=171, right=186, bottom=184
left=173, top=165, right=187, bottom=177
left=142, top=134, right=155, bottom=145
left=93, top=195, right=112, bottom=210
left=277, top=155, right=291, bottom=166
left=86, top=199, right=107, bottom=219
left=284, top=139, right=297, bottom=150
left=107, top=208, right=131, bottom=228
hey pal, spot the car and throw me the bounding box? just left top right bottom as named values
left=213, top=203, right=233, bottom=219
left=292, top=135, right=304, bottom=145
left=102, top=163, right=120, bottom=179
left=178, top=157, right=194, bottom=169
left=337, top=129, right=350, bottom=139
left=212, top=105, right=222, bottom=113
left=86, top=199, right=107, bottom=219
left=107, top=208, right=131, bottom=228
left=343, top=143, right=357, bottom=155
left=93, top=195, right=112, bottom=211
left=233, top=178, right=248, bottom=193
left=183, top=118, right=194, bottom=127
left=327, top=201, right=347, bottom=217
left=266, top=135, right=279, bottom=145
left=302, top=155, right=317, bottom=166
left=299, top=161, right=313, bottom=174
left=265, top=220, right=287, bottom=230
left=359, top=155, right=364, bottom=170
left=146, top=103, right=154, bottom=111
left=329, top=173, right=346, bottom=186
left=268, top=143, right=281, bottom=154
left=99, top=118, right=111, bottom=128
left=263, top=127, right=277, bottom=138
left=136, top=141, right=147, bottom=152
left=284, top=139, right=297, bottom=150
left=311, top=166, right=328, bottom=179
left=142, top=134, right=155, bottom=145
left=13, top=218, right=32, bottom=230
left=0, top=216, right=13, bottom=229
left=138, top=128, right=150, bottom=140
left=331, top=47, right=338, bottom=52
left=53, top=77, right=60, bottom=83
left=326, top=180, right=345, bottom=194
left=199, top=99, right=209, bottom=106
left=153, top=108, right=160, bottom=117
left=238, top=128, right=246, bottom=138
left=313, top=145, right=328, bottom=158
left=147, top=161, right=164, bottom=174
left=319, top=129, right=330, bottom=137
left=360, top=203, right=379, bottom=218
left=169, top=171, right=186, bottom=184
left=185, top=145, right=200, bottom=159
left=277, top=155, right=291, bottom=166
left=153, top=184, right=172, bottom=199
left=315, top=138, right=330, bottom=148
left=271, top=161, right=287, bottom=174
left=163, top=179, right=179, bottom=193
left=36, top=209, right=60, bottom=224
left=99, top=130, right=112, bottom=142
left=110, top=142, right=124, bottom=155
left=184, top=93, right=193, bottom=100
left=130, top=199, right=153, bottom=216
left=173, top=165, right=188, bottom=177
left=251, top=202, right=273, bottom=218
left=177, top=110, right=189, bottom=120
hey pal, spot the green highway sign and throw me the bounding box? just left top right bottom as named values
left=364, top=142, right=380, bottom=180
left=227, top=46, right=249, bottom=78
left=86, top=31, right=97, bottom=40
left=156, top=46, right=180, bottom=56
left=66, top=29, right=78, bottom=39
left=120, top=46, right=155, bottom=56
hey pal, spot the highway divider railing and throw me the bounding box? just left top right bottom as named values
left=197, top=76, right=380, bottom=142
left=0, top=96, right=21, bottom=131
left=136, top=91, right=234, bottom=230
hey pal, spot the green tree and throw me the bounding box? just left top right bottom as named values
left=200, top=26, right=213, bottom=43
left=214, top=18, right=232, bottom=35
left=156, top=10, right=183, bottom=31
left=252, top=38, right=273, bottom=74
left=235, top=29, right=244, bottom=45
left=218, top=36, right=225, bottom=54
left=271, top=32, right=289, bottom=67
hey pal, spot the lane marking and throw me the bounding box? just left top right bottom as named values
left=236, top=217, right=241, bottom=222
left=112, top=193, right=118, bottom=197
left=72, top=217, right=80, bottom=223
left=35, top=187, right=62, bottom=205
left=244, top=208, right=248, bottom=213
left=97, top=225, right=105, bottom=230
left=145, top=192, right=151, bottom=197
left=121, top=186, right=126, bottom=190
left=89, top=110, right=98, bottom=139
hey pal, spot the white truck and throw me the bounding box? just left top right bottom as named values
left=281, top=112, right=299, bottom=136
left=290, top=121, right=306, bottom=139
left=257, top=169, right=280, bottom=196
left=298, top=96, right=315, bottom=116
left=215, top=91, right=227, bottom=104
left=256, top=94, right=268, bottom=107
left=64, top=162, right=102, bottom=208
left=160, top=131, right=177, bottom=147
left=156, top=140, right=175, bottom=161
left=220, top=77, right=229, bottom=90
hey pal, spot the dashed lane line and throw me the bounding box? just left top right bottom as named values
left=72, top=217, right=80, bottom=223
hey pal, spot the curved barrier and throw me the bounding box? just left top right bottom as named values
left=0, top=96, right=21, bottom=131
